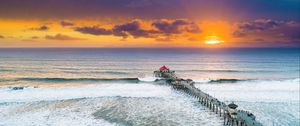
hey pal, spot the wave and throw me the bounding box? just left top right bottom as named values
left=208, top=79, right=247, bottom=83
left=194, top=78, right=300, bottom=84
left=0, top=69, right=13, bottom=72
left=192, top=78, right=248, bottom=83
left=90, top=71, right=130, bottom=75
left=178, top=70, right=241, bottom=73
left=15, top=77, right=140, bottom=83
left=63, top=71, right=130, bottom=75
left=178, top=69, right=300, bottom=73
left=1, top=77, right=159, bottom=83
left=138, top=77, right=157, bottom=82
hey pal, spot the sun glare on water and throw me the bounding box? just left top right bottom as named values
left=205, top=36, right=224, bottom=45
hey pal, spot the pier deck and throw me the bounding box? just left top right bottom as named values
left=154, top=70, right=262, bottom=126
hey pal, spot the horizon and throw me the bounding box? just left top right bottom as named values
left=0, top=47, right=300, bottom=49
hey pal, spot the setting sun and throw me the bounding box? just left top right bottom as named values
left=205, top=36, right=224, bottom=45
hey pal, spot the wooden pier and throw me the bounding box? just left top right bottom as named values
left=154, top=67, right=262, bottom=126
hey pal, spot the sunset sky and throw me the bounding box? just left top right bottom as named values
left=0, top=0, right=299, bottom=48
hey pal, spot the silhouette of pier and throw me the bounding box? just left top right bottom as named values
left=154, top=67, right=262, bottom=126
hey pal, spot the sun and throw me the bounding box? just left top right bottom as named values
left=205, top=36, right=224, bottom=45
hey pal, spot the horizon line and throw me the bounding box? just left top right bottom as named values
left=0, top=47, right=299, bottom=49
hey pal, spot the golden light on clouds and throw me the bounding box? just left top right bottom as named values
left=0, top=18, right=299, bottom=48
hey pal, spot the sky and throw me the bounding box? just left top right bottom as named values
left=0, top=0, right=299, bottom=48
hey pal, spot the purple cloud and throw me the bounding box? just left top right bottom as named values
left=60, top=20, right=74, bottom=27
left=236, top=19, right=280, bottom=32
left=45, top=34, right=84, bottom=40
left=152, top=19, right=201, bottom=34
left=74, top=19, right=200, bottom=40
left=112, top=21, right=158, bottom=38
left=233, top=19, right=300, bottom=45
left=30, top=25, right=49, bottom=31
left=74, top=26, right=112, bottom=35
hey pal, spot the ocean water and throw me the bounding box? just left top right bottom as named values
left=0, top=48, right=299, bottom=126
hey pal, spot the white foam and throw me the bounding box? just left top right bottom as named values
left=193, top=78, right=211, bottom=83
left=138, top=76, right=157, bottom=82
left=0, top=84, right=223, bottom=126
left=0, top=83, right=172, bottom=103
left=195, top=78, right=300, bottom=102
left=0, top=100, right=118, bottom=126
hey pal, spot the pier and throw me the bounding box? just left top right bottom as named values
left=154, top=66, right=262, bottom=126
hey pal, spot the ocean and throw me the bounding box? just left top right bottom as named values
left=0, top=48, right=299, bottom=126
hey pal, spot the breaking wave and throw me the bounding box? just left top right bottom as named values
left=21, top=77, right=140, bottom=83
left=178, top=69, right=300, bottom=73
left=208, top=79, right=247, bottom=83
left=0, top=77, right=160, bottom=83
left=192, top=78, right=249, bottom=83
left=193, top=78, right=299, bottom=84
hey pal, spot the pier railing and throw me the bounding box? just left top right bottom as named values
left=154, top=70, right=263, bottom=126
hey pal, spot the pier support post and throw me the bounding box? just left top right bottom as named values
left=223, top=116, right=226, bottom=126
left=206, top=99, right=209, bottom=108
left=226, top=117, right=229, bottom=125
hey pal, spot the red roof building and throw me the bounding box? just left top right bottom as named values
left=159, top=65, right=169, bottom=70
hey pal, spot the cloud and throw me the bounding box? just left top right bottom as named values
left=21, top=36, right=39, bottom=41
left=277, top=21, right=300, bottom=42
left=0, top=35, right=4, bottom=39
left=112, top=21, right=158, bottom=38
left=60, top=20, right=75, bottom=27
left=45, top=34, right=84, bottom=40
left=74, top=19, right=200, bottom=40
left=152, top=19, right=201, bottom=34
left=233, top=19, right=300, bottom=44
left=74, top=21, right=157, bottom=39
left=74, top=26, right=112, bottom=35
left=112, top=21, right=141, bottom=38
left=235, top=19, right=279, bottom=33
left=232, top=31, right=247, bottom=37
left=31, top=36, right=39, bottom=39
left=30, top=25, right=49, bottom=31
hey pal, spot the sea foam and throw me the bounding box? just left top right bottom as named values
left=0, top=83, right=171, bottom=103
